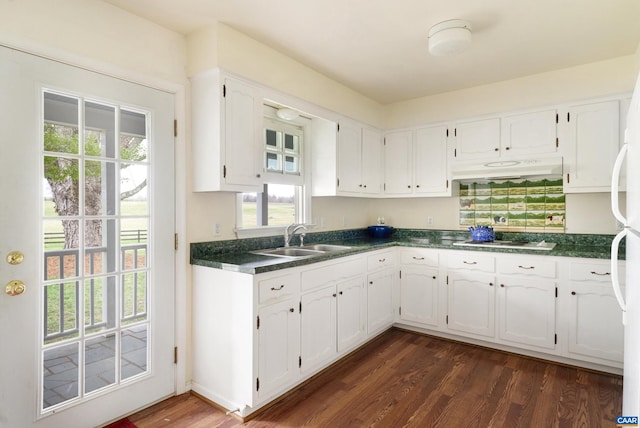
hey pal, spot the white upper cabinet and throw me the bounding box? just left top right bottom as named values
left=383, top=130, right=413, bottom=195
left=191, top=70, right=263, bottom=192
left=501, top=109, right=558, bottom=156
left=562, top=100, right=621, bottom=193
left=453, top=117, right=501, bottom=161
left=337, top=120, right=382, bottom=195
left=312, top=117, right=382, bottom=197
left=453, top=110, right=558, bottom=162
left=414, top=125, right=450, bottom=195
left=384, top=126, right=450, bottom=197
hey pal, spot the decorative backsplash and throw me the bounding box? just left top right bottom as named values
left=459, top=178, right=565, bottom=232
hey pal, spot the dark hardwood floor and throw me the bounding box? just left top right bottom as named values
left=128, top=329, right=622, bottom=427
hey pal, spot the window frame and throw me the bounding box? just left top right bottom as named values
left=235, top=105, right=312, bottom=238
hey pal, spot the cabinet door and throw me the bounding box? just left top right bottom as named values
left=383, top=130, right=413, bottom=194
left=447, top=271, right=495, bottom=337
left=567, top=282, right=624, bottom=363
left=367, top=268, right=395, bottom=335
left=501, top=109, right=557, bottom=156
left=564, top=100, right=620, bottom=192
left=300, top=285, right=337, bottom=374
left=223, top=78, right=263, bottom=187
left=258, top=298, right=300, bottom=399
left=454, top=118, right=500, bottom=160
left=336, top=276, right=367, bottom=353
left=415, top=125, right=449, bottom=195
left=337, top=120, right=362, bottom=194
left=361, top=127, right=383, bottom=194
left=497, top=277, right=556, bottom=349
left=400, top=266, right=439, bottom=327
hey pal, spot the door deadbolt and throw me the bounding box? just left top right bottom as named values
left=6, top=251, right=24, bottom=265
left=6, top=280, right=26, bottom=296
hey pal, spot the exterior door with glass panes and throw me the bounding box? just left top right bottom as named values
left=0, top=46, right=175, bottom=427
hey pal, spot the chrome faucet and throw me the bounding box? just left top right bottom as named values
left=284, top=223, right=308, bottom=247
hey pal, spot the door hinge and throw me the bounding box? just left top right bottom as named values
left=299, top=356, right=302, bottom=368
left=556, top=137, right=559, bottom=148
left=256, top=377, right=259, bottom=391
left=454, top=148, right=457, bottom=157
left=299, top=301, right=302, bottom=313
left=567, top=112, right=570, bottom=122
left=554, top=334, right=557, bottom=345
left=446, top=315, right=449, bottom=324
left=174, top=119, right=178, bottom=137
left=556, top=113, right=559, bottom=124
left=399, top=306, right=402, bottom=316
left=174, top=346, right=178, bottom=364
left=446, top=179, right=449, bottom=189
left=174, top=233, right=179, bottom=250
left=223, top=165, right=227, bottom=178
left=337, top=177, right=340, bottom=188
left=555, top=287, right=558, bottom=298
left=446, top=275, right=449, bottom=285
left=566, top=173, right=570, bottom=184
left=256, top=315, right=260, bottom=330
left=337, top=123, right=340, bottom=132
left=223, top=84, right=226, bottom=98
left=399, top=270, right=402, bottom=279
left=383, top=183, right=386, bottom=191
left=446, top=129, right=449, bottom=137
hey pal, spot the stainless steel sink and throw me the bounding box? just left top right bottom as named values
left=300, top=244, right=352, bottom=252
left=252, top=244, right=351, bottom=259
left=252, top=247, right=324, bottom=258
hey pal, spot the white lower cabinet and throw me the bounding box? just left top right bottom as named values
left=399, top=248, right=440, bottom=327
left=497, top=277, right=556, bottom=349
left=445, top=252, right=496, bottom=338
left=447, top=271, right=496, bottom=338
left=258, top=298, right=300, bottom=399
left=366, top=250, right=397, bottom=335
left=300, top=256, right=368, bottom=375
left=496, top=256, right=557, bottom=350
left=565, top=259, right=624, bottom=365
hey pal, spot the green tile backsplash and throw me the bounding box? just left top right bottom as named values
left=459, top=178, right=565, bottom=232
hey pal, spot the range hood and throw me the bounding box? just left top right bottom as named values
left=451, top=156, right=563, bottom=181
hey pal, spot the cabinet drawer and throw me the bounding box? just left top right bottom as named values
left=498, top=257, right=556, bottom=278
left=447, top=252, right=495, bottom=272
left=301, top=257, right=365, bottom=292
left=400, top=249, right=439, bottom=267
left=258, top=273, right=299, bottom=305
left=367, top=251, right=396, bottom=271
left=570, top=261, right=622, bottom=283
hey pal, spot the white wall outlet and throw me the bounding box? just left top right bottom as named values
left=427, top=216, right=434, bottom=226
left=214, top=222, right=221, bottom=236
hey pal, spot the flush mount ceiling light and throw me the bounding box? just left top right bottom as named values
left=428, top=19, right=472, bottom=56
left=276, top=107, right=300, bottom=121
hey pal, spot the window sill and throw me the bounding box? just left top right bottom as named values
left=235, top=226, right=286, bottom=239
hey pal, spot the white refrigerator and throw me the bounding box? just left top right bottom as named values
left=612, top=70, right=640, bottom=415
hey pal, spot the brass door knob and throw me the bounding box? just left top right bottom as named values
left=6, top=251, right=24, bottom=265
left=6, top=280, right=25, bottom=296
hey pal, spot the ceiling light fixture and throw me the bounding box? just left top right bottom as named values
left=428, top=19, right=472, bottom=56
left=276, top=107, right=300, bottom=121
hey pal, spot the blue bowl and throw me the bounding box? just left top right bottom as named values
left=368, top=225, right=394, bottom=238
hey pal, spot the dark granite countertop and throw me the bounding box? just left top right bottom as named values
left=191, top=228, right=622, bottom=275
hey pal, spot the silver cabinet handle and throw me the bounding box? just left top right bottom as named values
left=270, top=284, right=285, bottom=291
left=590, top=271, right=610, bottom=276
left=413, top=256, right=425, bottom=260
left=518, top=265, right=535, bottom=270
left=463, top=261, right=477, bottom=265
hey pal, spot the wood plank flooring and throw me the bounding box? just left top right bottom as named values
left=128, top=329, right=622, bottom=427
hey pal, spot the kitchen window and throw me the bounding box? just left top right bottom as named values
left=236, top=106, right=310, bottom=236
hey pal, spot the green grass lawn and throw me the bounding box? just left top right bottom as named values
left=242, top=202, right=295, bottom=227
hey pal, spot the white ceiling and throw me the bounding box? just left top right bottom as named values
left=103, top=0, right=640, bottom=104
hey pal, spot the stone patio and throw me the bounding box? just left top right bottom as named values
left=42, top=324, right=148, bottom=409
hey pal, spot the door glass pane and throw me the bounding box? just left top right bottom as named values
left=40, top=89, right=152, bottom=411
left=121, top=325, right=148, bottom=380
left=43, top=343, right=79, bottom=409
